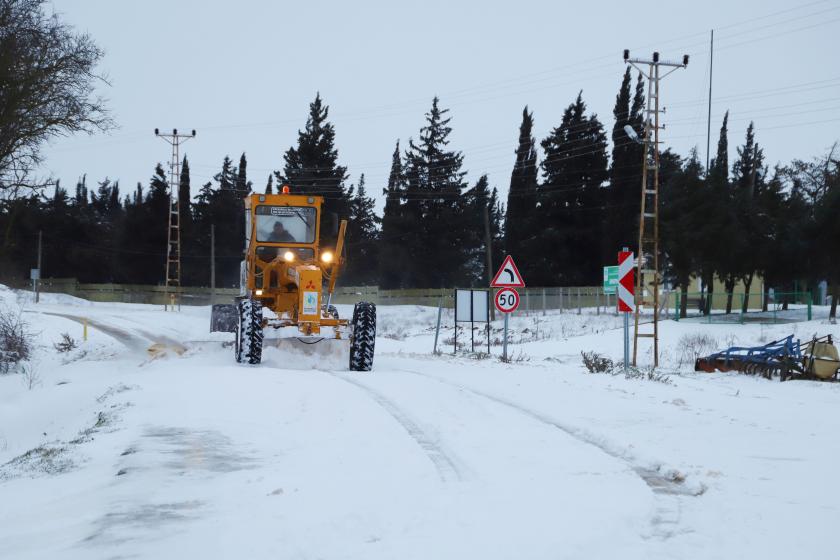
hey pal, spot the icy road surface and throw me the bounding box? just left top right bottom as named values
left=1, top=287, right=839, bottom=559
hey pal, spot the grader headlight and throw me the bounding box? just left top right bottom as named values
left=320, top=251, right=333, bottom=264
left=284, top=251, right=295, bottom=262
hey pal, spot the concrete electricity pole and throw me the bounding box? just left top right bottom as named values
left=483, top=201, right=495, bottom=320
left=210, top=223, right=216, bottom=305
left=623, top=50, right=688, bottom=367
left=155, top=128, right=195, bottom=311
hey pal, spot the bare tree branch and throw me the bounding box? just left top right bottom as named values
left=0, top=0, right=113, bottom=193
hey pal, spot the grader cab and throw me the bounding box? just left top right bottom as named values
left=210, top=188, right=376, bottom=371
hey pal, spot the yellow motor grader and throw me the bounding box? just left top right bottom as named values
left=210, top=187, right=376, bottom=370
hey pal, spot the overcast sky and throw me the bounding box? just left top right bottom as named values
left=44, top=0, right=840, bottom=211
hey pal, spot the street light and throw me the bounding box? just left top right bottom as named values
left=624, top=124, right=641, bottom=144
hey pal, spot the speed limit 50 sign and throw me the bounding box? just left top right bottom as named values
left=494, top=287, right=520, bottom=314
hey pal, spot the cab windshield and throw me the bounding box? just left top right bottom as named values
left=255, top=206, right=316, bottom=244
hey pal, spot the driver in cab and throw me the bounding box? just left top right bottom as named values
left=269, top=221, right=296, bottom=243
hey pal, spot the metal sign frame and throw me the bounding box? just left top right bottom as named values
left=454, top=289, right=491, bottom=354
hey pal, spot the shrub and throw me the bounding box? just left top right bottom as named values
left=53, top=333, right=77, bottom=353
left=676, top=333, right=719, bottom=367
left=581, top=351, right=614, bottom=373
left=0, top=307, right=32, bottom=374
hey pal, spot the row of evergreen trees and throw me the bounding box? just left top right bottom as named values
left=1, top=73, right=838, bottom=310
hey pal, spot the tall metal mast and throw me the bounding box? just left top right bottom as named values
left=623, top=50, right=688, bottom=367
left=155, top=128, right=195, bottom=310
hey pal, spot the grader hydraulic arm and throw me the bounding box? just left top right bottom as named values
left=326, top=219, right=347, bottom=306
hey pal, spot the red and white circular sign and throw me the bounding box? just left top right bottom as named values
left=494, top=287, right=520, bottom=314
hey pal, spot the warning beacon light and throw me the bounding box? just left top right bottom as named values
left=282, top=185, right=291, bottom=194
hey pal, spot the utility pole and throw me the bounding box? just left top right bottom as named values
left=155, top=128, right=195, bottom=311
left=35, top=230, right=42, bottom=303
left=210, top=223, right=216, bottom=305
left=624, top=50, right=688, bottom=367
left=483, top=201, right=495, bottom=320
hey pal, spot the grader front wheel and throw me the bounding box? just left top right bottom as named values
left=349, top=302, right=376, bottom=371
left=235, top=298, right=264, bottom=365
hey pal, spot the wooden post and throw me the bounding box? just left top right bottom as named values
left=210, top=224, right=216, bottom=304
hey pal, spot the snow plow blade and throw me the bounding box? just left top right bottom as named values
left=210, top=303, right=238, bottom=333
left=265, top=336, right=352, bottom=369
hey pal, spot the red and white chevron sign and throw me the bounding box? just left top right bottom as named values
left=617, top=251, right=635, bottom=312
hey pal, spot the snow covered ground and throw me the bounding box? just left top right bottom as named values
left=1, top=284, right=839, bottom=559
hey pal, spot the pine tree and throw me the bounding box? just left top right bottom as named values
left=505, top=106, right=538, bottom=275
left=216, top=156, right=236, bottom=190
left=536, top=92, right=609, bottom=285
left=379, top=140, right=410, bottom=288
left=464, top=174, right=500, bottom=284
left=402, top=97, right=470, bottom=287
left=276, top=93, right=350, bottom=244
left=345, top=174, right=380, bottom=285
left=192, top=156, right=249, bottom=288
left=662, top=149, right=703, bottom=317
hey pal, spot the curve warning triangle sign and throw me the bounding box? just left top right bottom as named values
left=491, top=255, right=525, bottom=288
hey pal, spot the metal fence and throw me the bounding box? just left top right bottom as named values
left=670, top=291, right=813, bottom=324
left=35, top=279, right=617, bottom=311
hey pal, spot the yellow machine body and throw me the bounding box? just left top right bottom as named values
left=242, top=191, right=347, bottom=336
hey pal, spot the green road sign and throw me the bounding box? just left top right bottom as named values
left=603, top=265, right=618, bottom=294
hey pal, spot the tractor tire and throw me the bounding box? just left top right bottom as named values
left=235, top=298, right=263, bottom=365
left=349, top=302, right=376, bottom=372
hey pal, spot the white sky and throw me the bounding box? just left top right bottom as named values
left=43, top=0, right=840, bottom=212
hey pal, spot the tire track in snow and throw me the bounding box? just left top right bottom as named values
left=395, top=367, right=705, bottom=497
left=393, top=368, right=695, bottom=540
left=326, top=372, right=463, bottom=483
left=40, top=312, right=150, bottom=351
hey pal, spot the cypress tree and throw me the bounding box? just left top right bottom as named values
left=699, top=111, right=730, bottom=314
left=236, top=152, right=252, bottom=194
left=179, top=155, right=192, bottom=221
left=537, top=92, right=609, bottom=285
left=607, top=69, right=645, bottom=262
left=379, top=140, right=409, bottom=289
left=505, top=106, right=538, bottom=276
left=731, top=122, right=766, bottom=311
left=265, top=174, right=273, bottom=194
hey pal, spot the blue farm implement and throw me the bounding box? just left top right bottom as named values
left=695, top=335, right=840, bottom=382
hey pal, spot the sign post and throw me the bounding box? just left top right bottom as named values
left=618, top=248, right=635, bottom=371
left=491, top=256, right=525, bottom=362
